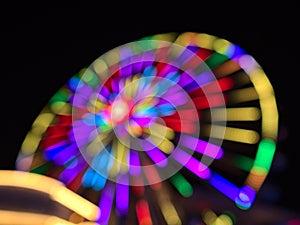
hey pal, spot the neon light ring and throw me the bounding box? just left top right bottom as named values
left=16, top=32, right=279, bottom=224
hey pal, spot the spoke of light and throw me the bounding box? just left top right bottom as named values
left=235, top=155, right=253, bottom=172
left=192, top=93, right=226, bottom=110
left=202, top=209, right=234, bottom=225
left=208, top=172, right=239, bottom=201
left=180, top=134, right=223, bottom=159
left=159, top=200, right=182, bottom=225
left=0, top=170, right=100, bottom=221
left=142, top=159, right=162, bottom=190
left=201, top=124, right=260, bottom=144
left=86, top=134, right=110, bottom=157
left=110, top=138, right=129, bottom=176
left=170, top=173, right=193, bottom=197
left=116, top=175, right=129, bottom=216
left=129, top=150, right=141, bottom=176
left=171, top=148, right=211, bottom=179
left=143, top=142, right=168, bottom=168
left=204, top=107, right=261, bottom=121
left=226, top=87, right=259, bottom=104
left=136, top=199, right=153, bottom=225
left=147, top=122, right=175, bottom=140
left=98, top=182, right=115, bottom=225
left=148, top=136, right=174, bottom=155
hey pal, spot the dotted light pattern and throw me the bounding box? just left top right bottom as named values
left=16, top=32, right=278, bottom=224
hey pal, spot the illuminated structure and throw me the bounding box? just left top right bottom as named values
left=11, top=32, right=279, bottom=224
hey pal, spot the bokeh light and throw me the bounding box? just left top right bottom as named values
left=11, top=32, right=281, bottom=224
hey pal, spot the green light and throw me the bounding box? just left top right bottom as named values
left=170, top=173, right=193, bottom=197
left=205, top=52, right=229, bottom=69
left=30, top=162, right=51, bottom=175
left=235, top=155, right=253, bottom=172
left=253, top=139, right=276, bottom=171
left=49, top=88, right=71, bottom=104
left=82, top=69, right=100, bottom=87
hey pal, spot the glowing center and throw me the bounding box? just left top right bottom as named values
left=111, top=100, right=130, bottom=124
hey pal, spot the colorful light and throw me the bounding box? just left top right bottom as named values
left=15, top=32, right=278, bottom=224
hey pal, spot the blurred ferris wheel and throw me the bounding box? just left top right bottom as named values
left=14, top=32, right=278, bottom=225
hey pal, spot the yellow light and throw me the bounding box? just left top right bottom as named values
left=32, top=112, right=55, bottom=135
left=110, top=138, right=129, bottom=176
left=152, top=33, right=177, bottom=42
left=86, top=132, right=112, bottom=157
left=208, top=107, right=261, bottom=121
left=93, top=59, right=108, bottom=80
left=213, top=38, right=231, bottom=55
left=0, top=210, right=74, bottom=225
left=212, top=60, right=241, bottom=78
left=52, top=187, right=100, bottom=221
left=261, top=97, right=278, bottom=139
left=202, top=209, right=217, bottom=225
left=202, top=125, right=260, bottom=144
left=160, top=201, right=182, bottom=225
left=21, top=131, right=41, bottom=154
left=227, top=87, right=259, bottom=104
left=148, top=122, right=175, bottom=140
left=51, top=102, right=71, bottom=114
left=175, top=32, right=195, bottom=46
left=0, top=170, right=100, bottom=221
left=195, top=33, right=217, bottom=49
left=104, top=49, right=120, bottom=67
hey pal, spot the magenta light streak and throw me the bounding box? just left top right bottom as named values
left=129, top=150, right=141, bottom=176
left=177, top=72, right=195, bottom=87
left=120, top=64, right=133, bottom=78
left=157, top=64, right=175, bottom=77
left=53, top=143, right=80, bottom=165
left=98, top=182, right=115, bottom=225
left=72, top=85, right=94, bottom=106
left=142, top=141, right=168, bottom=167
left=71, top=122, right=95, bottom=147
left=171, top=148, right=211, bottom=179
left=194, top=71, right=215, bottom=87
left=116, top=174, right=129, bottom=216
left=180, top=134, right=223, bottom=159
left=132, top=117, right=152, bottom=127
left=58, top=156, right=86, bottom=184
left=111, top=77, right=120, bottom=93
left=45, top=140, right=69, bottom=151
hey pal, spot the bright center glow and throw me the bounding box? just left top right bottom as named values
left=111, top=100, right=130, bottom=124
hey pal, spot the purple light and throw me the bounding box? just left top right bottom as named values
left=208, top=172, right=239, bottom=201
left=129, top=150, right=141, bottom=176
left=180, top=134, right=223, bottom=159
left=142, top=141, right=168, bottom=167
left=194, top=71, right=215, bottom=87
left=58, top=156, right=86, bottom=184
left=53, top=143, right=79, bottom=165
left=171, top=148, right=211, bottom=179
left=235, top=185, right=256, bottom=210
left=98, top=182, right=115, bottom=225
left=116, top=174, right=129, bottom=216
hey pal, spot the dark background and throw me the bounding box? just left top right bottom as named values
left=1, top=7, right=299, bottom=217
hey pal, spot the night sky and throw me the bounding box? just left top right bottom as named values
left=1, top=7, right=299, bottom=216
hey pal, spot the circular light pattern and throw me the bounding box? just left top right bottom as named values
left=16, top=32, right=278, bottom=224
